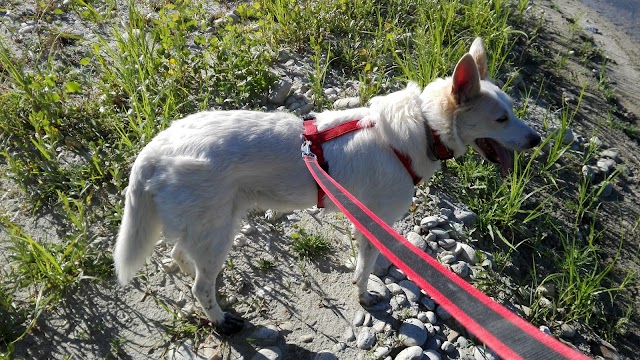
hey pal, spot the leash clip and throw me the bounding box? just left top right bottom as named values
left=301, top=140, right=316, bottom=158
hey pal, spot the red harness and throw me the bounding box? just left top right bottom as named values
left=302, top=116, right=452, bottom=208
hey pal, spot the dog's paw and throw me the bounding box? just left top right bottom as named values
left=358, top=291, right=383, bottom=307
left=217, top=312, right=245, bottom=335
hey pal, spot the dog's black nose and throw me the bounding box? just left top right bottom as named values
left=529, top=133, right=541, bottom=148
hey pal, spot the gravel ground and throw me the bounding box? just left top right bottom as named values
left=1, top=0, right=640, bottom=359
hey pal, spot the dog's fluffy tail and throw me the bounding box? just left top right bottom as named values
left=113, top=161, right=160, bottom=285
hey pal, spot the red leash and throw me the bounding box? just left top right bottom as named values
left=302, top=153, right=590, bottom=360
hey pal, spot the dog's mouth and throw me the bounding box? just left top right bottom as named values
left=475, top=138, right=513, bottom=176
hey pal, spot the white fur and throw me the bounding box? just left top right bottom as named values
left=113, top=38, right=540, bottom=329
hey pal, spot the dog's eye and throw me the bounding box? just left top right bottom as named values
left=496, top=116, right=508, bottom=123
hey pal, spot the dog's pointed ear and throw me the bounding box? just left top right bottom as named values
left=452, top=53, right=481, bottom=104
left=469, top=37, right=488, bottom=80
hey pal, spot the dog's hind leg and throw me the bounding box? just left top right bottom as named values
left=185, top=214, right=244, bottom=335
left=171, top=243, right=195, bottom=278
left=351, top=230, right=383, bottom=306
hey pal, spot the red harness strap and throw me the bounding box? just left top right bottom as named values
left=303, top=117, right=422, bottom=208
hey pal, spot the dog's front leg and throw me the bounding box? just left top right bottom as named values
left=351, top=230, right=383, bottom=306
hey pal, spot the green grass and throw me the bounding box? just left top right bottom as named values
left=0, top=0, right=635, bottom=352
left=290, top=228, right=332, bottom=259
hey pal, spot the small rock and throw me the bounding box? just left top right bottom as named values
left=420, top=297, right=436, bottom=311
left=581, top=165, right=597, bottom=182
left=233, top=234, right=248, bottom=247
left=268, top=79, right=293, bottom=105
left=285, top=93, right=302, bottom=107
left=368, top=275, right=391, bottom=300
left=425, top=323, right=436, bottom=337
left=18, top=25, right=36, bottom=34
left=431, top=228, right=450, bottom=240
left=538, top=296, right=553, bottom=308
left=480, top=258, right=496, bottom=270
left=441, top=340, right=455, bottom=354
left=438, top=238, right=457, bottom=249
left=597, top=158, right=616, bottom=174
left=255, top=286, right=273, bottom=299
left=390, top=294, right=409, bottom=311
left=456, top=243, right=478, bottom=265
left=424, top=232, right=437, bottom=243
left=398, top=279, right=421, bottom=302
left=277, top=50, right=291, bottom=63
left=536, top=283, right=556, bottom=298
left=180, top=304, right=196, bottom=317
left=539, top=325, right=552, bottom=335
left=295, top=103, right=314, bottom=115
left=251, top=347, right=282, bottom=360
left=343, top=326, right=356, bottom=342
left=406, top=231, right=427, bottom=250
left=515, top=304, right=532, bottom=317
left=558, top=127, right=575, bottom=144
left=585, top=25, right=599, bottom=34
left=440, top=208, right=453, bottom=218
left=438, top=252, right=456, bottom=265
left=398, top=318, right=428, bottom=347
left=600, top=148, right=620, bottom=162
left=332, top=342, right=347, bottom=353
left=594, top=338, right=620, bottom=359
left=264, top=209, right=282, bottom=222
left=456, top=336, right=469, bottom=348
left=363, top=313, right=373, bottom=327
left=423, top=349, right=441, bottom=360
left=353, top=310, right=366, bottom=326
left=373, top=320, right=390, bottom=333
left=299, top=334, right=314, bottom=343
left=424, top=336, right=442, bottom=351
left=425, top=311, right=437, bottom=324
left=417, top=312, right=428, bottom=323
left=454, top=209, right=478, bottom=227
left=451, top=261, right=469, bottom=278
left=306, top=207, right=321, bottom=215
left=560, top=323, right=576, bottom=339
left=388, top=267, right=407, bottom=281
left=240, top=224, right=256, bottom=235
left=161, top=258, right=179, bottom=273
left=447, top=330, right=460, bottom=342
left=373, top=346, right=391, bottom=359
left=286, top=214, right=301, bottom=222
left=314, top=351, right=337, bottom=360
left=356, top=327, right=376, bottom=350
left=387, top=283, right=404, bottom=295
left=436, top=306, right=451, bottom=321
left=250, top=325, right=279, bottom=344
left=395, top=346, right=424, bottom=360
left=324, top=87, right=338, bottom=96
left=333, top=97, right=360, bottom=109
left=420, top=215, right=440, bottom=229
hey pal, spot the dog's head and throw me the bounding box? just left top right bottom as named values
left=423, top=37, right=541, bottom=175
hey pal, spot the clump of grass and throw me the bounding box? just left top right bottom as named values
left=290, top=229, right=331, bottom=259
left=256, top=258, right=276, bottom=271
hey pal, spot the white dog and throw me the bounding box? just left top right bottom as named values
left=114, top=38, right=540, bottom=334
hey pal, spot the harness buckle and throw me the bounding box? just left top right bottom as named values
left=301, top=140, right=316, bottom=158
